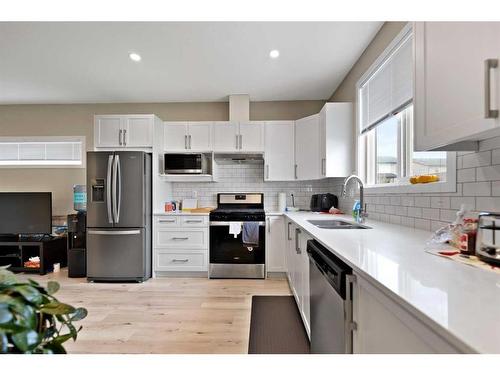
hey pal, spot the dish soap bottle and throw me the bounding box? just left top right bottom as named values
left=352, top=200, right=361, bottom=222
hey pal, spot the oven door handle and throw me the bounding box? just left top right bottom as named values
left=209, top=221, right=266, bottom=226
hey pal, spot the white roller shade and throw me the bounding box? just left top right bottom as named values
left=0, top=137, right=84, bottom=166
left=360, top=32, right=413, bottom=132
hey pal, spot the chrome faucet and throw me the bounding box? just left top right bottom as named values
left=342, top=174, right=367, bottom=223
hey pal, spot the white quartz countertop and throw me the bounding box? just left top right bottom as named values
left=284, top=211, right=500, bottom=353
left=153, top=212, right=210, bottom=216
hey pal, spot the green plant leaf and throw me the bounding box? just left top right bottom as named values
left=70, top=307, right=88, bottom=322
left=0, top=307, right=13, bottom=324
left=53, top=333, right=74, bottom=345
left=46, top=281, right=60, bottom=295
left=0, top=330, right=8, bottom=353
left=44, top=341, right=66, bottom=354
left=27, top=279, right=40, bottom=287
left=0, top=268, right=18, bottom=285
left=11, top=285, right=43, bottom=305
left=40, top=301, right=75, bottom=315
left=11, top=329, right=40, bottom=352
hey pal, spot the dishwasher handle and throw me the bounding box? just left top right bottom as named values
left=307, top=239, right=351, bottom=299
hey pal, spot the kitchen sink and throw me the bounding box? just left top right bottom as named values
left=307, top=219, right=371, bottom=229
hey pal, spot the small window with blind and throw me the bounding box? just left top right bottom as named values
left=0, top=136, right=85, bottom=168
left=357, top=24, right=455, bottom=193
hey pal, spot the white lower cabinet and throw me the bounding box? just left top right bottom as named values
left=352, top=273, right=462, bottom=353
left=284, top=218, right=311, bottom=337
left=265, top=215, right=286, bottom=274
left=153, top=215, right=209, bottom=273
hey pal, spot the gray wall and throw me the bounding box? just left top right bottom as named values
left=0, top=100, right=325, bottom=215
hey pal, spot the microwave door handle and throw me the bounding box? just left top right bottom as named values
left=106, top=155, right=114, bottom=224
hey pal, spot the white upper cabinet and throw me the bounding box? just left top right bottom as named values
left=164, top=122, right=188, bottom=151
left=320, top=103, right=353, bottom=177
left=213, top=121, right=264, bottom=152
left=94, top=115, right=156, bottom=149
left=213, top=121, right=239, bottom=151
left=123, top=115, right=155, bottom=147
left=264, top=121, right=295, bottom=181
left=414, top=22, right=500, bottom=151
left=238, top=121, right=264, bottom=152
left=188, top=122, right=213, bottom=151
left=295, top=114, right=321, bottom=180
left=95, top=115, right=122, bottom=148
left=164, top=121, right=213, bottom=152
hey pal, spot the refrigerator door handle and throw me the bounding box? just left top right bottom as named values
left=116, top=154, right=122, bottom=223
left=112, top=155, right=119, bottom=223
left=106, top=155, right=114, bottom=224
left=87, top=230, right=141, bottom=235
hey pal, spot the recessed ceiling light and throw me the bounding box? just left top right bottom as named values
left=129, top=52, right=142, bottom=62
left=269, top=49, right=280, bottom=59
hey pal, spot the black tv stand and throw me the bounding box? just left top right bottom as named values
left=0, top=235, right=67, bottom=275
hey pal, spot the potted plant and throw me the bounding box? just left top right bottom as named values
left=0, top=266, right=87, bottom=353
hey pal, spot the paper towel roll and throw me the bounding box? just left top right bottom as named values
left=278, top=192, right=287, bottom=212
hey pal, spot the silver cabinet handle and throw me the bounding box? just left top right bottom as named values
left=185, top=219, right=203, bottom=223
left=112, top=154, right=118, bottom=223
left=189, top=134, right=192, bottom=149
left=171, top=259, right=189, bottom=263
left=106, top=155, right=113, bottom=224
left=295, top=228, right=301, bottom=254
left=485, top=59, right=499, bottom=118
left=322, top=158, right=326, bottom=176
left=239, top=134, right=243, bottom=150
left=171, top=237, right=189, bottom=240
left=267, top=217, right=270, bottom=233
left=119, top=129, right=123, bottom=146
left=123, top=129, right=127, bottom=146
left=287, top=222, right=292, bottom=240
left=294, top=164, right=298, bottom=179
left=88, top=230, right=140, bottom=235
left=265, top=165, right=269, bottom=180
left=185, top=135, right=188, bottom=149
left=158, top=219, right=176, bottom=223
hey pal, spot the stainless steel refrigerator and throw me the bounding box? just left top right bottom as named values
left=86, top=151, right=152, bottom=282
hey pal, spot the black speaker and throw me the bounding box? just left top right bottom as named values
left=67, top=212, right=86, bottom=278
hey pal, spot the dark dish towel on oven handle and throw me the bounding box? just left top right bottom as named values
left=242, top=222, right=259, bottom=247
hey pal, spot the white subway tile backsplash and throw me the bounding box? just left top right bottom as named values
left=450, top=196, right=475, bottom=210
left=463, top=181, right=491, bottom=196
left=492, top=181, right=500, bottom=196
left=407, top=207, right=423, bottom=218
left=431, top=196, right=450, bottom=209
left=476, top=197, right=500, bottom=212
left=422, top=208, right=440, bottom=220
left=493, top=149, right=500, bottom=165
left=414, top=196, right=431, bottom=208
left=414, top=218, right=431, bottom=231
left=462, top=150, right=491, bottom=168
left=476, top=165, right=500, bottom=181
left=479, top=136, right=500, bottom=151
left=457, top=168, right=475, bottom=182
left=401, top=196, right=414, bottom=206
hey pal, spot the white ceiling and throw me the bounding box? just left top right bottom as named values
left=0, top=22, right=382, bottom=104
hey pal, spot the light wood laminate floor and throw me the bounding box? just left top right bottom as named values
left=20, top=271, right=291, bottom=354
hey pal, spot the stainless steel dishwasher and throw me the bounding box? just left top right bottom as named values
left=307, top=239, right=355, bottom=354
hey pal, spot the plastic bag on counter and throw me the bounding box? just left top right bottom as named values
left=425, top=204, right=468, bottom=248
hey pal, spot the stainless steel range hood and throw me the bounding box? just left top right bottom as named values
left=214, top=153, right=264, bottom=165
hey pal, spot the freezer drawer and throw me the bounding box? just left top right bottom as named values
left=87, top=228, right=147, bottom=281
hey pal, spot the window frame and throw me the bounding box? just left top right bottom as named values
left=355, top=24, right=456, bottom=194
left=0, top=136, right=86, bottom=169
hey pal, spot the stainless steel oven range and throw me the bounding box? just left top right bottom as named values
left=209, top=193, right=266, bottom=279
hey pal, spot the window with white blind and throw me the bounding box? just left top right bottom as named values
left=0, top=137, right=85, bottom=168
left=357, top=24, right=456, bottom=193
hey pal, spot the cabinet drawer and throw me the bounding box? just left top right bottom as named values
left=180, top=216, right=208, bottom=227
left=155, top=228, right=208, bottom=249
left=155, top=216, right=180, bottom=227
left=156, top=250, right=207, bottom=271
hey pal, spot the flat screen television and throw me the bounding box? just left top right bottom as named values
left=0, top=192, right=52, bottom=235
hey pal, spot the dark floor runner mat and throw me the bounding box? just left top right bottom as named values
left=248, top=295, right=310, bottom=354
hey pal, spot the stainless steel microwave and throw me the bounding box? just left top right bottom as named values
left=164, top=153, right=208, bottom=174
